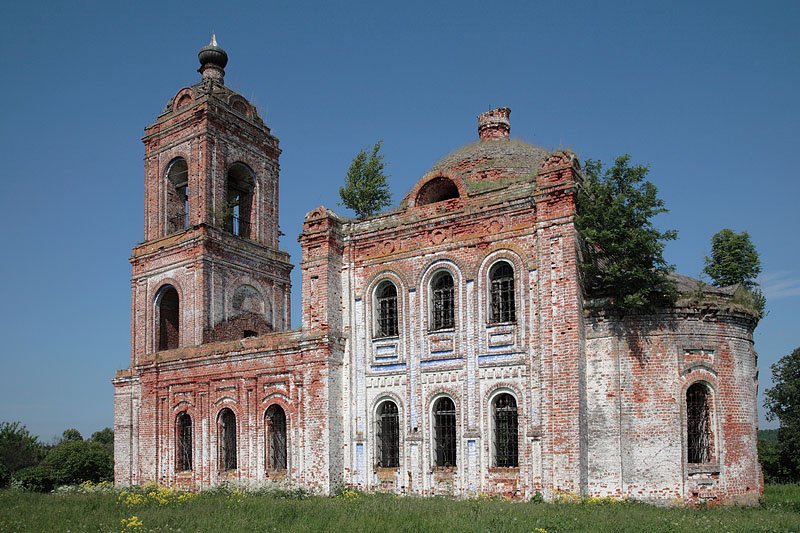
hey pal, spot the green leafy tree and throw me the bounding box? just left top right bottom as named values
left=704, top=229, right=762, bottom=288
left=60, top=428, right=83, bottom=443
left=576, top=155, right=677, bottom=311
left=764, top=347, right=800, bottom=482
left=0, top=422, right=46, bottom=486
left=339, top=141, right=391, bottom=218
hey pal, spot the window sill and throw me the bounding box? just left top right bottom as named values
left=373, top=335, right=400, bottom=341
left=688, top=463, right=720, bottom=475
left=428, top=328, right=455, bottom=334
left=487, top=321, right=517, bottom=327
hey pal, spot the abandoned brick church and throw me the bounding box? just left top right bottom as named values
left=113, top=39, right=761, bottom=504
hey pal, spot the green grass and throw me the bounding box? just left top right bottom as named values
left=0, top=484, right=798, bottom=532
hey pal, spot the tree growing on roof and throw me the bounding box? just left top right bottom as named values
left=576, top=155, right=677, bottom=312
left=339, top=141, right=392, bottom=218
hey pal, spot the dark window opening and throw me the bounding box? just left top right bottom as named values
left=376, top=401, right=399, bottom=468
left=225, top=163, right=254, bottom=239
left=431, top=271, right=455, bottom=330
left=416, top=177, right=459, bottom=206
left=157, top=286, right=180, bottom=351
left=176, top=412, right=192, bottom=471
left=166, top=158, right=189, bottom=234
left=433, top=397, right=456, bottom=467
left=243, top=330, right=257, bottom=338
left=687, top=383, right=713, bottom=464
left=265, top=405, right=287, bottom=471
left=490, top=262, right=516, bottom=323
left=218, top=408, right=237, bottom=471
left=376, top=281, right=398, bottom=338
left=493, top=394, right=518, bottom=467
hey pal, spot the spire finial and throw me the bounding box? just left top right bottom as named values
left=210, top=33, right=218, bottom=47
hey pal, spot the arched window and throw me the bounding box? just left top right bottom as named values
left=430, top=271, right=455, bottom=331
left=376, top=401, right=399, bottom=468
left=265, top=405, right=287, bottom=471
left=686, top=383, right=714, bottom=464
left=492, top=394, right=518, bottom=467
left=165, top=158, right=189, bottom=234
left=176, top=412, right=192, bottom=471
left=225, top=163, right=255, bottom=239
left=433, top=397, right=456, bottom=467
left=375, top=281, right=398, bottom=338
left=218, top=408, right=237, bottom=471
left=416, top=177, right=459, bottom=206
left=157, top=286, right=180, bottom=351
left=489, top=262, right=516, bottom=323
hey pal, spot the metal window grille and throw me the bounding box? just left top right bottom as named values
left=493, top=394, right=518, bottom=467
left=490, top=263, right=516, bottom=323
left=376, top=401, right=400, bottom=468
left=176, top=412, right=192, bottom=471
left=376, top=283, right=398, bottom=338
left=687, top=384, right=713, bottom=464
left=431, top=273, right=454, bottom=330
left=219, top=409, right=237, bottom=470
left=434, top=397, right=457, bottom=467
left=266, top=405, right=287, bottom=470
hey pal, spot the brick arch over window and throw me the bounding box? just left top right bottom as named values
left=217, top=407, right=237, bottom=471
left=155, top=284, right=180, bottom=351
left=165, top=157, right=189, bottom=234
left=225, top=162, right=255, bottom=238
left=265, top=404, right=287, bottom=471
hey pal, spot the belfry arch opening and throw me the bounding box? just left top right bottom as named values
left=165, top=158, right=189, bottom=234
left=225, top=163, right=255, bottom=238
left=156, top=285, right=180, bottom=351
left=416, top=177, right=459, bottom=206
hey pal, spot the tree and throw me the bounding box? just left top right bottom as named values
left=0, top=422, right=46, bottom=486
left=764, top=347, right=800, bottom=482
left=339, top=141, right=391, bottom=218
left=575, top=155, right=677, bottom=312
left=704, top=229, right=762, bottom=288
left=60, top=428, right=83, bottom=443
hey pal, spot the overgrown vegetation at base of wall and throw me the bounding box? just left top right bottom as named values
left=0, top=484, right=798, bottom=532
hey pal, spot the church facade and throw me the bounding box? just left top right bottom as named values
left=113, top=39, right=762, bottom=504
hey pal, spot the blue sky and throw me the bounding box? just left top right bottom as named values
left=0, top=1, right=797, bottom=440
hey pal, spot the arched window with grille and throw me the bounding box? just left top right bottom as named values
left=433, top=397, right=456, bottom=467
left=375, top=281, right=398, bottom=338
left=218, top=408, right=237, bottom=471
left=156, top=285, right=180, bottom=351
left=376, top=400, right=399, bottom=468
left=686, top=383, right=714, bottom=464
left=265, top=405, right=287, bottom=471
left=430, top=271, right=454, bottom=331
left=176, top=412, right=192, bottom=471
left=489, top=261, right=516, bottom=323
left=165, top=158, right=189, bottom=234
left=492, top=393, right=518, bottom=467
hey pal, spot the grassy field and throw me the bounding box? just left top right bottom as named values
left=0, top=484, right=798, bottom=532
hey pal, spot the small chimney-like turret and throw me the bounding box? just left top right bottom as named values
left=478, top=107, right=511, bottom=140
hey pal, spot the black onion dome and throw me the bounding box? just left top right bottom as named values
left=198, top=35, right=228, bottom=70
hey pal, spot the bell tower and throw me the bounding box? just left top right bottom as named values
left=130, top=36, right=293, bottom=363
